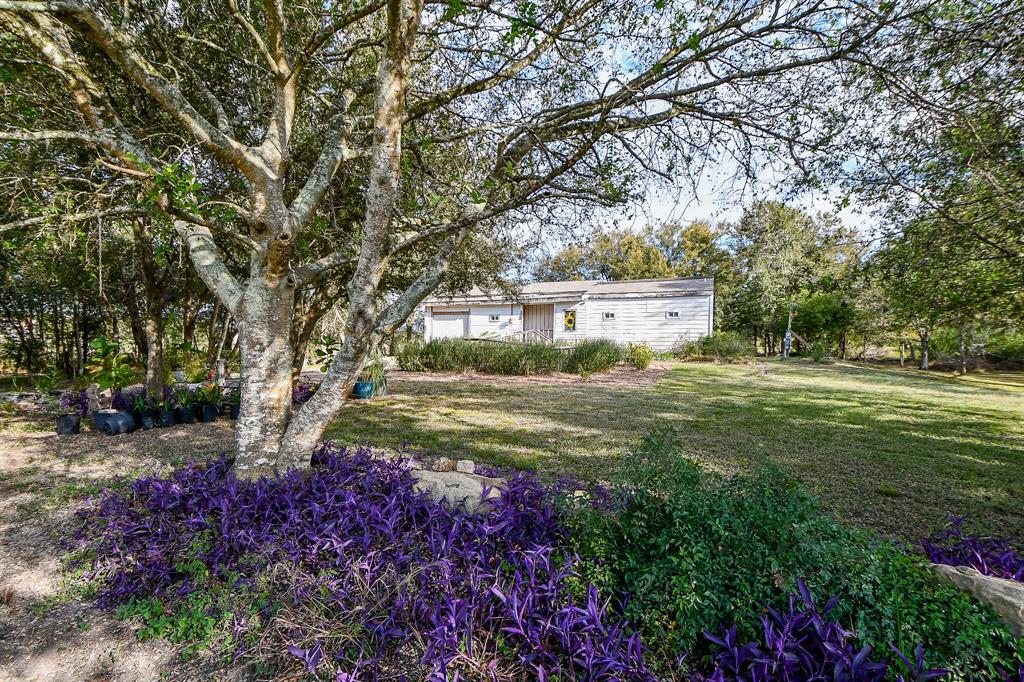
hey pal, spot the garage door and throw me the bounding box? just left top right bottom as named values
left=432, top=311, right=468, bottom=339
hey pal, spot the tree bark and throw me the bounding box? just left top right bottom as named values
left=234, top=278, right=298, bottom=479
left=957, top=326, right=967, bottom=374
left=918, top=329, right=929, bottom=370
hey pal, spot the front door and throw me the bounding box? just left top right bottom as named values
left=522, top=304, right=554, bottom=341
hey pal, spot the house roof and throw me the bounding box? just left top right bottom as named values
left=425, top=277, right=714, bottom=305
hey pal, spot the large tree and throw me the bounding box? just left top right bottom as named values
left=0, top=0, right=929, bottom=476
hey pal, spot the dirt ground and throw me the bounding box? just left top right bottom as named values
left=0, top=407, right=236, bottom=682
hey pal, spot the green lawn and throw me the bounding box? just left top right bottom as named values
left=326, top=360, right=1024, bottom=541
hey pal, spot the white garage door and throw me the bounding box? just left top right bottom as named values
left=432, top=311, right=468, bottom=339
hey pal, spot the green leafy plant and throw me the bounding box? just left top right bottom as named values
left=808, top=339, right=829, bottom=363
left=311, top=335, right=342, bottom=372
left=361, top=358, right=389, bottom=396
left=562, top=428, right=1024, bottom=677
left=563, top=339, right=623, bottom=377
left=32, top=365, right=64, bottom=394
left=675, top=331, right=753, bottom=363
left=224, top=387, right=241, bottom=405
left=174, top=386, right=196, bottom=408
left=625, top=342, right=655, bottom=370
left=198, top=383, right=223, bottom=406
left=86, top=337, right=138, bottom=390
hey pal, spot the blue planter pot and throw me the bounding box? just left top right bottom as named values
left=198, top=404, right=218, bottom=423
left=352, top=381, right=374, bottom=400
left=178, top=406, right=196, bottom=424
left=57, top=414, right=81, bottom=435
left=102, top=411, right=136, bottom=435
left=93, top=409, right=119, bottom=432
left=157, top=410, right=177, bottom=427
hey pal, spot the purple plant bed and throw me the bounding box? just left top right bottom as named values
left=923, top=515, right=1024, bottom=582
left=70, top=444, right=655, bottom=679
left=67, top=444, right=958, bottom=680
left=699, top=579, right=947, bottom=682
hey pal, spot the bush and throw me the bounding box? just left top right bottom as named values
left=563, top=338, right=624, bottom=376
left=808, top=339, right=829, bottom=363
left=395, top=338, right=425, bottom=371
left=562, top=429, right=1024, bottom=678
left=675, top=331, right=753, bottom=362
left=398, top=337, right=626, bottom=376
left=625, top=342, right=655, bottom=370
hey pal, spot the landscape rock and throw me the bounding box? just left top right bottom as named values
left=412, top=470, right=504, bottom=513
left=455, top=459, right=475, bottom=474
left=933, top=564, right=1024, bottom=636
left=432, top=457, right=455, bottom=472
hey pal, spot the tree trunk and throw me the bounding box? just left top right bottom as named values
left=125, top=292, right=148, bottom=363
left=234, top=279, right=298, bottom=479
left=957, top=326, right=967, bottom=375
left=144, top=310, right=164, bottom=398
left=899, top=341, right=905, bottom=367
left=919, top=330, right=929, bottom=370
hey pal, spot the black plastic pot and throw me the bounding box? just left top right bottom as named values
left=93, top=409, right=119, bottom=432
left=198, top=404, right=218, bottom=423
left=56, top=413, right=81, bottom=435
left=103, top=411, right=135, bottom=435
left=131, top=410, right=147, bottom=431
left=178, top=406, right=196, bottom=424
left=229, top=403, right=240, bottom=420
left=157, top=410, right=177, bottom=427
left=140, top=415, right=155, bottom=430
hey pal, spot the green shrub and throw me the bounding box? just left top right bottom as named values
left=396, top=339, right=425, bottom=371
left=563, top=339, right=623, bottom=377
left=474, top=342, right=563, bottom=375
left=402, top=338, right=628, bottom=376
left=416, top=338, right=480, bottom=372
left=674, top=331, right=753, bottom=362
left=562, top=429, right=1024, bottom=678
left=808, top=339, right=829, bottom=363
left=625, top=342, right=654, bottom=370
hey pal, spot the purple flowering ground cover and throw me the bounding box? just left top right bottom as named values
left=64, top=443, right=980, bottom=681
left=924, top=516, right=1024, bottom=582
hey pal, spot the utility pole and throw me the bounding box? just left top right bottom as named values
left=783, top=302, right=795, bottom=359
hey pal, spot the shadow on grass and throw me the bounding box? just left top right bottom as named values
left=326, top=361, right=1024, bottom=541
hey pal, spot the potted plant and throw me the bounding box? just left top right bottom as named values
left=130, top=392, right=156, bottom=430
left=174, top=386, right=197, bottom=424
left=56, top=388, right=88, bottom=435
left=225, top=387, right=241, bottom=420
left=157, top=392, right=178, bottom=427
left=198, top=384, right=222, bottom=422
left=358, top=358, right=389, bottom=399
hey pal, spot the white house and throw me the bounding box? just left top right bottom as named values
left=421, top=277, right=714, bottom=351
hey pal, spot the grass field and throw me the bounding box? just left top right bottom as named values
left=327, top=360, right=1024, bottom=542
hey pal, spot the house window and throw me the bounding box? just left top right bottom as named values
left=603, top=312, right=615, bottom=320
left=563, top=310, right=576, bottom=332
left=488, top=314, right=500, bottom=323
left=666, top=311, right=680, bottom=319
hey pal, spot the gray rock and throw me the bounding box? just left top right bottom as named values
left=933, top=564, right=1024, bottom=636
left=455, top=459, right=475, bottom=474
left=432, top=457, right=455, bottom=472
left=412, top=470, right=504, bottom=513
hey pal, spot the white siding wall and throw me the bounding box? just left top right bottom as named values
left=585, top=295, right=711, bottom=350
left=426, top=296, right=710, bottom=349
left=467, top=304, right=519, bottom=337
left=553, top=301, right=587, bottom=343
